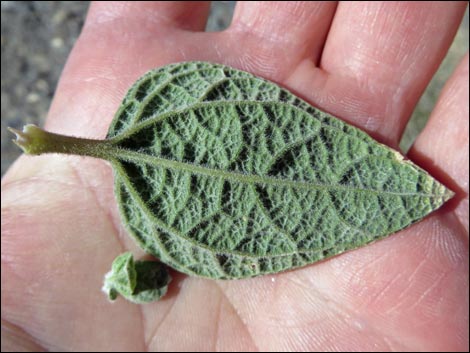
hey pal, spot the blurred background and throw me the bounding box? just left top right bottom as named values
left=1, top=2, right=468, bottom=176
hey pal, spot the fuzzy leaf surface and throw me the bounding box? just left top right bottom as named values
left=105, top=61, right=452, bottom=279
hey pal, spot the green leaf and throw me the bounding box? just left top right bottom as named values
left=103, top=252, right=171, bottom=304
left=10, top=61, right=453, bottom=301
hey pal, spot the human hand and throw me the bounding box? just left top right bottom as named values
left=2, top=2, right=468, bottom=351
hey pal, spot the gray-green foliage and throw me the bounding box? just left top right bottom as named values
left=107, top=62, right=452, bottom=279
left=10, top=61, right=453, bottom=302
left=103, top=252, right=171, bottom=304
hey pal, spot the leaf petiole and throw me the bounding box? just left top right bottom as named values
left=8, top=124, right=114, bottom=160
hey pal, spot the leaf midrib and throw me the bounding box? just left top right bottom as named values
left=107, top=97, right=443, bottom=198
left=110, top=147, right=441, bottom=199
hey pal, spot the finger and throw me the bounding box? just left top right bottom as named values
left=1, top=320, right=45, bottom=351
left=290, top=2, right=466, bottom=146
left=85, top=1, right=211, bottom=32
left=408, top=53, right=469, bottom=232
left=44, top=2, right=211, bottom=136
left=228, top=1, right=337, bottom=79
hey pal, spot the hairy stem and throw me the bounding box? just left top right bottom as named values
left=8, top=124, right=114, bottom=160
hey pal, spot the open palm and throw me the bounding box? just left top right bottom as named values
left=2, top=2, right=468, bottom=351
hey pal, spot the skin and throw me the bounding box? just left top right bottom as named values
left=1, top=1, right=468, bottom=351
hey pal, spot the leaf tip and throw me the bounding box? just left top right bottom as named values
left=443, top=187, right=455, bottom=203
